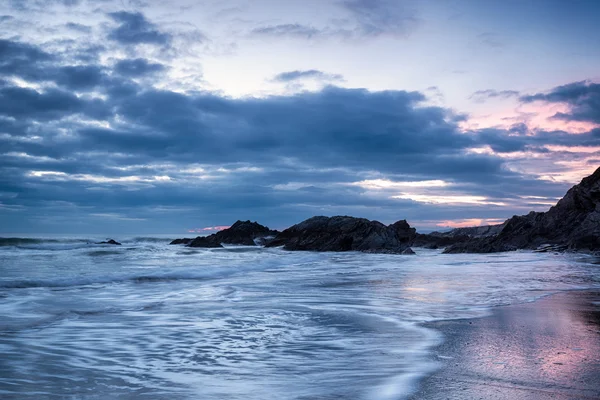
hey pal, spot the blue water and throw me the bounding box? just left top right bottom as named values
left=0, top=236, right=599, bottom=399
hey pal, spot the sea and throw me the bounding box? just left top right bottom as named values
left=1, top=235, right=599, bottom=399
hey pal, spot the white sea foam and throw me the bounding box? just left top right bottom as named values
left=0, top=239, right=599, bottom=399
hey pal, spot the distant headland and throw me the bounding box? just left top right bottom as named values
left=170, top=166, right=600, bottom=254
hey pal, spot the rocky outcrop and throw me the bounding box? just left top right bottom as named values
left=265, top=216, right=416, bottom=254
left=211, top=220, right=279, bottom=246
left=445, top=166, right=600, bottom=253
left=171, top=220, right=279, bottom=248
left=97, top=239, right=121, bottom=245
left=413, top=223, right=504, bottom=249
left=169, top=238, right=193, bottom=245
left=187, top=236, right=223, bottom=248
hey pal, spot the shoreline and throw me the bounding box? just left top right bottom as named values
left=409, top=289, right=600, bottom=399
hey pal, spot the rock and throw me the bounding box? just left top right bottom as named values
left=412, top=223, right=504, bottom=249
left=169, top=238, right=193, bottom=245
left=401, top=247, right=416, bottom=255
left=187, top=236, right=223, bottom=248
left=212, top=220, right=279, bottom=246
left=266, top=216, right=416, bottom=253
left=444, top=166, right=600, bottom=253
left=254, top=235, right=277, bottom=246
left=97, top=239, right=121, bottom=245
left=172, top=220, right=279, bottom=248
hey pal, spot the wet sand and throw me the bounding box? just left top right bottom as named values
left=411, top=290, right=600, bottom=399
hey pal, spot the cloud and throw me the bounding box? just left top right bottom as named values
left=114, top=58, right=166, bottom=76
left=251, top=0, right=419, bottom=41
left=340, top=0, right=419, bottom=38
left=251, top=24, right=321, bottom=39
left=8, top=0, right=81, bottom=10
left=0, top=39, right=107, bottom=90
left=0, top=37, right=596, bottom=232
left=477, top=32, right=504, bottom=48
left=272, top=70, right=344, bottom=83
left=470, top=89, right=520, bottom=103
left=65, top=22, right=92, bottom=33
left=521, top=81, right=600, bottom=124
left=107, top=11, right=171, bottom=46
left=0, top=86, right=95, bottom=121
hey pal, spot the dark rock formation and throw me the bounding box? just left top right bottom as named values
left=445, top=166, right=600, bottom=253
left=172, top=220, right=279, bottom=248
left=266, top=215, right=416, bottom=254
left=169, top=238, right=193, bottom=245
left=211, top=220, right=279, bottom=246
left=413, top=223, right=504, bottom=249
left=97, top=239, right=121, bottom=245
left=188, top=236, right=223, bottom=248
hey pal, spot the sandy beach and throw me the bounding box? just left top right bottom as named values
left=411, top=290, right=600, bottom=399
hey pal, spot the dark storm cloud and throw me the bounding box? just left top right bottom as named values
left=107, top=11, right=171, bottom=45
left=0, top=86, right=92, bottom=121
left=0, top=39, right=107, bottom=90
left=251, top=24, right=321, bottom=39
left=0, top=36, right=597, bottom=231
left=114, top=58, right=166, bottom=76
left=521, top=81, right=600, bottom=124
left=0, top=15, right=14, bottom=23
left=0, top=39, right=54, bottom=67
left=54, top=65, right=106, bottom=90
left=273, top=70, right=344, bottom=82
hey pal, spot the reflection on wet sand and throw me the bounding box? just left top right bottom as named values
left=411, top=291, right=600, bottom=400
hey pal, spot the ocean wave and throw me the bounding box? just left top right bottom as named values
left=0, top=237, right=77, bottom=247
left=0, top=270, right=227, bottom=290
left=129, top=237, right=173, bottom=243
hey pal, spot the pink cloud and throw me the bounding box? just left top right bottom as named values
left=461, top=102, right=599, bottom=133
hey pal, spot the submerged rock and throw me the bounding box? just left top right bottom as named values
left=444, top=166, right=600, bottom=253
left=97, top=239, right=121, bottom=245
left=266, top=215, right=416, bottom=254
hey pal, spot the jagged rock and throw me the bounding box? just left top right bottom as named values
left=212, top=220, right=279, bottom=246
left=401, top=247, right=416, bottom=255
left=169, top=238, right=193, bottom=245
left=533, top=244, right=568, bottom=253
left=266, top=216, right=416, bottom=253
left=187, top=236, right=223, bottom=248
left=171, top=220, right=279, bottom=248
left=413, top=223, right=504, bottom=249
left=444, top=166, right=600, bottom=253
left=97, top=239, right=121, bottom=245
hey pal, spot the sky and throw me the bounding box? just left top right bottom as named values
left=1, top=0, right=600, bottom=234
